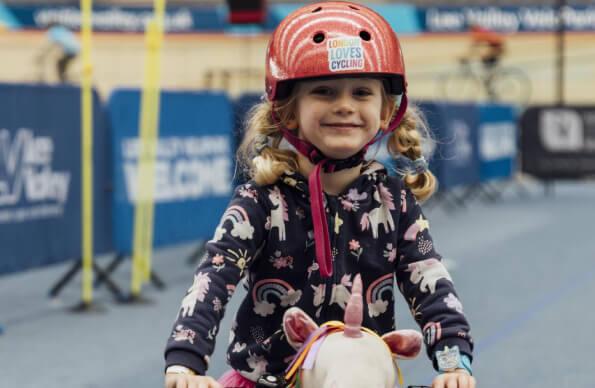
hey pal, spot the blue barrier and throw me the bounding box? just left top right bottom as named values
left=477, top=104, right=517, bottom=182
left=108, top=89, right=234, bottom=254
left=420, top=5, right=595, bottom=33
left=9, top=5, right=227, bottom=32
left=8, top=4, right=595, bottom=33
left=420, top=101, right=481, bottom=191
left=0, top=83, right=112, bottom=275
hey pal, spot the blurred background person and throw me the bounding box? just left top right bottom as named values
left=36, top=22, right=80, bottom=83
left=461, top=23, right=506, bottom=72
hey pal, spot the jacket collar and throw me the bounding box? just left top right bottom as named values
left=279, top=161, right=389, bottom=196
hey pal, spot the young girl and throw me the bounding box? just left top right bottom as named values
left=165, top=2, right=475, bottom=388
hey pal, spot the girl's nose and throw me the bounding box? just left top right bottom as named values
left=332, top=91, right=355, bottom=115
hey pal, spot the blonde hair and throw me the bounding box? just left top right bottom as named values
left=237, top=89, right=437, bottom=202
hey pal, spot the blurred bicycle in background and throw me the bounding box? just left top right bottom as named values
left=437, top=57, right=531, bottom=105
left=437, top=23, right=531, bottom=105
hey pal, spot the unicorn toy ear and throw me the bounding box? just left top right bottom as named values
left=381, top=329, right=423, bottom=359
left=283, top=307, right=319, bottom=350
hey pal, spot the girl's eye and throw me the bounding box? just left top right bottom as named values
left=311, top=87, right=334, bottom=96
left=354, top=88, right=373, bottom=97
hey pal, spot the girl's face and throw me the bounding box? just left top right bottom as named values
left=289, top=77, right=392, bottom=160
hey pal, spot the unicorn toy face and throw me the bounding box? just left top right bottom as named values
left=282, top=274, right=422, bottom=388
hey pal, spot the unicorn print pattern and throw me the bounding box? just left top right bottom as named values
left=360, top=183, right=395, bottom=238
left=330, top=274, right=353, bottom=309
left=268, top=186, right=288, bottom=241
left=180, top=272, right=211, bottom=317
left=407, top=258, right=453, bottom=294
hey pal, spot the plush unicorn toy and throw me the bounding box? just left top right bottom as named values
left=282, top=274, right=423, bottom=388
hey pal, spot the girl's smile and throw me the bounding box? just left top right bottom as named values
left=320, top=122, right=364, bottom=129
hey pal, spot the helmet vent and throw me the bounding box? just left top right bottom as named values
left=312, top=7, right=322, bottom=13
left=313, top=32, right=325, bottom=44
left=348, top=5, right=360, bottom=10
left=359, top=30, right=371, bottom=41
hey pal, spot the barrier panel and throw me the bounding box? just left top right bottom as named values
left=108, top=89, right=234, bottom=255
left=520, top=105, right=595, bottom=179
left=421, top=5, right=595, bottom=33
left=419, top=101, right=481, bottom=191
left=9, top=5, right=226, bottom=32
left=9, top=4, right=595, bottom=33
left=0, top=83, right=112, bottom=275
left=477, top=104, right=517, bottom=183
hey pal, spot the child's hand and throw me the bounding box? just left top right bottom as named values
left=165, top=373, right=223, bottom=388
left=431, top=369, right=476, bottom=388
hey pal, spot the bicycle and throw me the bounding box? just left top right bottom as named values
left=437, top=58, right=531, bottom=106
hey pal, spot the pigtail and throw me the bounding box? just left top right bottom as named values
left=237, top=98, right=299, bottom=185
left=387, top=106, right=437, bottom=202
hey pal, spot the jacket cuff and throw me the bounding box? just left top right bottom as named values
left=165, top=350, right=207, bottom=376
left=430, top=338, right=473, bottom=371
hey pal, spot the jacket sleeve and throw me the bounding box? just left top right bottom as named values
left=394, top=186, right=474, bottom=367
left=164, top=182, right=269, bottom=375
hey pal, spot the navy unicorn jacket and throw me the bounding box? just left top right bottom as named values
left=165, top=162, right=473, bottom=380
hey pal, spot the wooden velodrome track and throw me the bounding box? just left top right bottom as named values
left=0, top=30, right=593, bottom=105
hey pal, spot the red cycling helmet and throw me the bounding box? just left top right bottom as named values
left=265, top=1, right=407, bottom=101
left=264, top=2, right=410, bottom=279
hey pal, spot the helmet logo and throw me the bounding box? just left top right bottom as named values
left=327, top=37, right=364, bottom=72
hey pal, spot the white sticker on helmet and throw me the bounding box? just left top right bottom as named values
left=327, top=37, right=364, bottom=72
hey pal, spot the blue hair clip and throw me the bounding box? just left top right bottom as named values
left=254, top=134, right=270, bottom=154
left=412, top=156, right=428, bottom=175
left=394, top=155, right=428, bottom=177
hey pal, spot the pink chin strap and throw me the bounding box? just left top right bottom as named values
left=272, top=94, right=408, bottom=278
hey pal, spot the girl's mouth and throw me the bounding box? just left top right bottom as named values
left=321, top=123, right=362, bottom=128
